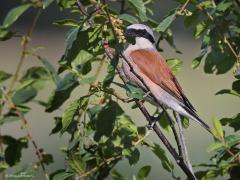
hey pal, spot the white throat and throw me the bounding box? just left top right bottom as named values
left=125, top=37, right=155, bottom=53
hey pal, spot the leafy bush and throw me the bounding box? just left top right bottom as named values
left=0, top=0, right=240, bottom=179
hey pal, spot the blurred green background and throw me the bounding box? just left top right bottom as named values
left=0, top=1, right=239, bottom=179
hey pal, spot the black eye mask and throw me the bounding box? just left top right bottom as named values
left=124, top=28, right=155, bottom=44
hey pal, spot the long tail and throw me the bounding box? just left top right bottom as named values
left=183, top=106, right=212, bottom=134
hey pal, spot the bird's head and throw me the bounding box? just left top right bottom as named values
left=124, top=24, right=155, bottom=45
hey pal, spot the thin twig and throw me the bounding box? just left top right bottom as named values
left=1, top=88, right=49, bottom=180
left=7, top=8, right=42, bottom=94
left=178, top=0, right=191, bottom=14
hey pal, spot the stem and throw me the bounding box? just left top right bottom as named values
left=2, top=88, right=49, bottom=180
left=7, top=8, right=42, bottom=94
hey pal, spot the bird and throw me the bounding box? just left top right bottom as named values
left=121, top=24, right=211, bottom=132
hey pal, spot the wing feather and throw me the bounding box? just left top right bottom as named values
left=129, top=49, right=196, bottom=111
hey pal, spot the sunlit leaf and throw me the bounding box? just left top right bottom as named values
left=166, top=58, right=182, bottom=75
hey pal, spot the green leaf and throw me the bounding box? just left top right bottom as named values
left=204, top=50, right=235, bottom=75
left=38, top=57, right=61, bottom=85
left=46, top=73, right=79, bottom=112
left=0, top=70, right=11, bottom=83
left=212, top=117, right=224, bottom=139
left=103, top=56, right=118, bottom=88
left=0, top=28, right=14, bottom=41
left=155, top=11, right=176, bottom=32
left=54, top=19, right=81, bottom=27
left=2, top=4, right=31, bottom=28
left=118, top=14, right=139, bottom=24
left=58, top=28, right=89, bottom=72
left=220, top=113, right=240, bottom=131
left=112, top=169, right=125, bottom=180
left=225, top=135, right=240, bottom=147
left=0, top=116, right=19, bottom=125
left=94, top=101, right=123, bottom=141
left=126, top=83, right=144, bottom=100
left=52, top=170, right=74, bottom=180
left=207, top=142, right=224, bottom=152
left=216, top=89, right=240, bottom=98
left=12, top=86, right=38, bottom=105
left=2, top=136, right=28, bottom=166
left=61, top=97, right=88, bottom=133
left=194, top=22, right=208, bottom=39
left=43, top=0, right=55, bottom=9
left=124, top=148, right=140, bottom=165
left=151, top=143, right=174, bottom=172
left=61, top=99, right=78, bottom=132
left=42, top=153, right=54, bottom=165
left=158, top=111, right=172, bottom=133
left=166, top=58, right=182, bottom=75
left=192, top=54, right=204, bottom=69
left=127, top=0, right=148, bottom=21
left=136, top=166, right=151, bottom=180
left=184, top=10, right=199, bottom=28
left=71, top=50, right=93, bottom=75
left=0, top=162, right=9, bottom=172
left=216, top=2, right=232, bottom=12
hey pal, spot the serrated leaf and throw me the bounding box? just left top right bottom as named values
left=0, top=70, right=11, bottom=83
left=3, top=4, right=31, bottom=28
left=166, top=58, right=182, bottom=75
left=136, top=165, right=151, bottom=180
left=61, top=97, right=88, bottom=134
left=155, top=11, right=176, bottom=32
left=151, top=143, right=174, bottom=172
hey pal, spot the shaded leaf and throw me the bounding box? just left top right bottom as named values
left=2, top=4, right=31, bottom=28
left=118, top=14, right=139, bottom=24
left=127, top=0, right=148, bottom=21
left=220, top=113, right=240, bottom=131
left=43, top=0, right=55, bottom=9
left=155, top=11, right=176, bottom=32
left=46, top=73, right=79, bottom=112
left=12, top=86, right=38, bottom=105
left=126, top=83, right=144, bottom=100
left=207, top=142, right=224, bottom=152
left=151, top=143, right=174, bottom=172
left=54, top=19, right=81, bottom=27
left=112, top=169, right=125, bottom=180
left=0, top=70, right=11, bottom=83
left=136, top=165, right=151, bottom=180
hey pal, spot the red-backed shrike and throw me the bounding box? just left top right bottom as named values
left=122, top=24, right=210, bottom=132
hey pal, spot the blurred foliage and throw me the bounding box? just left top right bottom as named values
left=0, top=0, right=240, bottom=179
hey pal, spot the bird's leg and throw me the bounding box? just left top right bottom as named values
left=147, top=110, right=163, bottom=130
